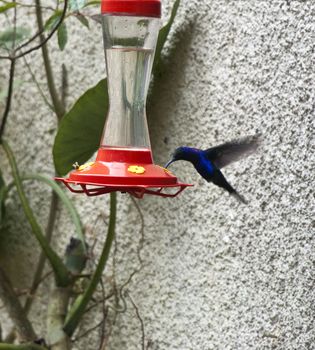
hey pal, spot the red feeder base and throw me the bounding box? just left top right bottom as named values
left=55, top=147, right=192, bottom=198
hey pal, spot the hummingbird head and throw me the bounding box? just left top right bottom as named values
left=165, top=147, right=192, bottom=168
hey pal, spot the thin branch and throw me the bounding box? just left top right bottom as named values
left=15, top=27, right=46, bottom=53
left=126, top=292, right=145, bottom=350
left=27, top=270, right=54, bottom=298
left=23, top=57, right=54, bottom=112
left=0, top=0, right=68, bottom=60
left=34, top=0, right=66, bottom=119
left=61, top=64, right=68, bottom=108
left=9, top=0, right=53, bottom=53
left=81, top=291, right=115, bottom=315
left=71, top=319, right=104, bottom=343
left=0, top=266, right=37, bottom=342
left=12, top=0, right=17, bottom=49
left=105, top=268, right=140, bottom=316
left=0, top=58, right=15, bottom=142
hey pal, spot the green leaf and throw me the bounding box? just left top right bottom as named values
left=69, top=0, right=86, bottom=11
left=0, top=27, right=31, bottom=50
left=75, top=13, right=89, bottom=29
left=53, top=0, right=180, bottom=175
left=153, top=0, right=180, bottom=73
left=45, top=10, right=62, bottom=31
left=0, top=2, right=16, bottom=13
left=57, top=22, right=68, bottom=51
left=53, top=79, right=108, bottom=175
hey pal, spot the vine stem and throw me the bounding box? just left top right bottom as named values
left=1, top=140, right=71, bottom=287
left=46, top=287, right=71, bottom=350
left=63, top=193, right=117, bottom=337
left=0, top=344, right=46, bottom=350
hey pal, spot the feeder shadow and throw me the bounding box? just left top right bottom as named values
left=0, top=204, right=39, bottom=289
left=147, top=18, right=196, bottom=163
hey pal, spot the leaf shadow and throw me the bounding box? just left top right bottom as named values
left=147, top=18, right=196, bottom=164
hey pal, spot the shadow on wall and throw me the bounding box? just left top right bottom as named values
left=147, top=17, right=196, bottom=163
left=0, top=194, right=40, bottom=289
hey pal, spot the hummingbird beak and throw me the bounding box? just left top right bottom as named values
left=164, top=159, right=175, bottom=168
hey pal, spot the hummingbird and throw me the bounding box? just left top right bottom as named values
left=165, top=135, right=261, bottom=204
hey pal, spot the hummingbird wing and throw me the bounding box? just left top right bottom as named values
left=204, top=134, right=261, bottom=169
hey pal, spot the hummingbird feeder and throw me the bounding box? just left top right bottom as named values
left=56, top=0, right=191, bottom=198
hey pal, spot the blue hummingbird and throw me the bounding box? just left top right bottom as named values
left=165, top=135, right=261, bottom=204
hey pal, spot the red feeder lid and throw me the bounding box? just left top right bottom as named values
left=101, top=0, right=161, bottom=18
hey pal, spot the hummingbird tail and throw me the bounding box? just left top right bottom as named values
left=231, top=191, right=248, bottom=205
left=211, top=169, right=248, bottom=205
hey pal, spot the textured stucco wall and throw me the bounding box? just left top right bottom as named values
left=1, top=0, right=315, bottom=349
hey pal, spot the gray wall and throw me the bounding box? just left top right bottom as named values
left=0, top=0, right=314, bottom=349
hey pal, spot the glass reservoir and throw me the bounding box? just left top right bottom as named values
left=100, top=15, right=160, bottom=151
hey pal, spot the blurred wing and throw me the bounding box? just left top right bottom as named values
left=204, top=134, right=261, bottom=169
